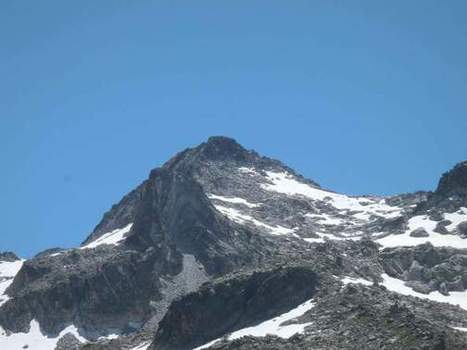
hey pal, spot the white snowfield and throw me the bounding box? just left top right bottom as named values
left=0, top=320, right=86, bottom=350
left=1, top=260, right=89, bottom=350
left=257, top=170, right=467, bottom=249
left=303, top=231, right=361, bottom=244
left=377, top=209, right=467, bottom=249
left=214, top=205, right=296, bottom=236
left=238, top=167, right=259, bottom=175
left=341, top=276, right=373, bottom=286
left=81, top=223, right=133, bottom=250
left=129, top=342, right=151, bottom=350
left=216, top=168, right=406, bottom=242
left=208, top=194, right=260, bottom=208
left=0, top=260, right=25, bottom=307
left=194, top=299, right=315, bottom=350
left=341, top=274, right=467, bottom=311
left=261, top=171, right=402, bottom=221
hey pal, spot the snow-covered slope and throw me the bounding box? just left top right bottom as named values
left=0, top=320, right=85, bottom=350
left=377, top=208, right=467, bottom=249
left=80, top=223, right=133, bottom=250
left=205, top=165, right=467, bottom=249
left=342, top=274, right=467, bottom=311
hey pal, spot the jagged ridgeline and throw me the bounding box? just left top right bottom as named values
left=1, top=137, right=467, bottom=350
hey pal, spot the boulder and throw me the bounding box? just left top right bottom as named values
left=410, top=228, right=429, bottom=238
left=457, top=221, right=467, bottom=236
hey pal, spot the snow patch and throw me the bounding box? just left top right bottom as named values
left=194, top=299, right=315, bottom=349
left=0, top=320, right=86, bottom=350
left=444, top=208, right=467, bottom=231
left=303, top=231, right=362, bottom=244
left=380, top=274, right=467, bottom=311
left=262, top=171, right=401, bottom=220
left=208, top=194, right=260, bottom=208
left=377, top=214, right=467, bottom=249
left=302, top=237, right=325, bottom=243
left=238, top=167, right=258, bottom=175
left=344, top=273, right=467, bottom=311
left=81, top=223, right=133, bottom=250
left=129, top=342, right=151, bottom=350
left=97, top=333, right=120, bottom=341
left=215, top=205, right=295, bottom=236
left=341, top=276, right=373, bottom=286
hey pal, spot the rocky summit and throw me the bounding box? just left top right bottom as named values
left=1, top=136, right=467, bottom=350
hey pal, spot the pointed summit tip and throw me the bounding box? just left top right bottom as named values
left=198, top=136, right=254, bottom=162
left=205, top=136, right=241, bottom=147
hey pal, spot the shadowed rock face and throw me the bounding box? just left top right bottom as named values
left=0, top=137, right=274, bottom=336
left=124, top=166, right=271, bottom=276
left=151, top=266, right=319, bottom=350
left=1, top=247, right=173, bottom=334
left=418, top=161, right=467, bottom=214
left=437, top=161, right=467, bottom=197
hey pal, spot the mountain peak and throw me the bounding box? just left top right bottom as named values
left=206, top=135, right=239, bottom=146
left=197, top=136, right=255, bottom=162
left=435, top=161, right=467, bottom=196
left=162, top=136, right=259, bottom=172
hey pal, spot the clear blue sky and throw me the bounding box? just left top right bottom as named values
left=1, top=1, right=466, bottom=257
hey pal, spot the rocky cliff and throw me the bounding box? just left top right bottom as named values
left=1, top=137, right=466, bottom=350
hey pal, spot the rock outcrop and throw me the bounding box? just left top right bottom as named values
left=0, top=137, right=466, bottom=350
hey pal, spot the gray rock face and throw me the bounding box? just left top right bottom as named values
left=418, top=161, right=467, bottom=215
left=457, top=221, right=467, bottom=236
left=55, top=333, right=81, bottom=350
left=1, top=137, right=466, bottom=350
left=151, top=266, right=319, bottom=350
left=0, top=137, right=277, bottom=338
left=204, top=283, right=467, bottom=350
left=1, top=246, right=176, bottom=334
left=380, top=243, right=467, bottom=294
left=436, top=161, right=467, bottom=198
left=0, top=252, right=19, bottom=262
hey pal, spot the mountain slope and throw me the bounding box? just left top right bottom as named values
left=1, top=136, right=466, bottom=350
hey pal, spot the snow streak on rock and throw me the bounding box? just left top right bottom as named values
left=214, top=205, right=296, bottom=236
left=380, top=273, right=467, bottom=311
left=129, top=342, right=151, bottom=350
left=341, top=274, right=467, bottom=311
left=341, top=276, right=373, bottom=286
left=81, top=223, right=133, bottom=249
left=208, top=194, right=260, bottom=208
left=0, top=320, right=86, bottom=350
left=194, top=299, right=316, bottom=349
